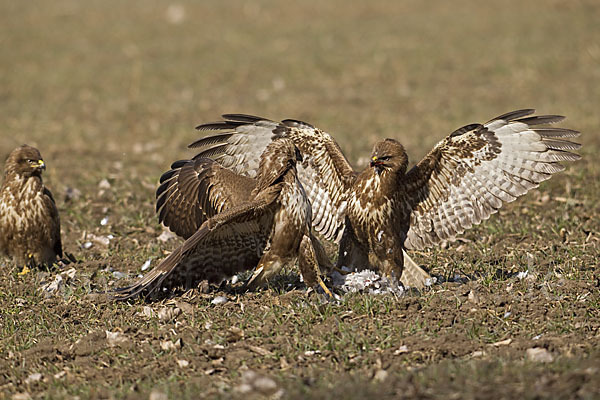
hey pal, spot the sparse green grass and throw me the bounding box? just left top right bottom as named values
left=1, top=0, right=599, bottom=398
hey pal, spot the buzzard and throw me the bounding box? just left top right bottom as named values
left=187, top=110, right=581, bottom=288
left=0, top=145, right=62, bottom=269
left=114, top=138, right=332, bottom=300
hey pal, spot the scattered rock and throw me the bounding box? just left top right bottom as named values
left=248, top=345, right=274, bottom=356
left=490, top=338, right=512, bottom=347
left=394, top=345, right=409, bottom=355
left=98, top=179, right=111, bottom=189
left=226, top=327, right=244, bottom=342
left=175, top=301, right=194, bottom=314
left=157, top=230, right=177, bottom=243
left=157, top=307, right=181, bottom=321
left=526, top=347, right=554, bottom=363
left=304, top=350, right=321, bottom=356
left=235, top=370, right=281, bottom=397
left=160, top=338, right=183, bottom=351
left=106, top=330, right=129, bottom=347
left=211, top=296, right=228, bottom=305
left=53, top=371, right=67, bottom=380
left=12, top=393, right=31, bottom=400
left=24, top=373, right=42, bottom=384
left=112, top=271, right=126, bottom=279
left=149, top=389, right=168, bottom=400
left=177, top=359, right=189, bottom=368
left=141, top=306, right=155, bottom=318
left=141, top=259, right=152, bottom=271
left=373, top=369, right=388, bottom=383
left=64, top=186, right=82, bottom=202
left=467, top=290, right=479, bottom=304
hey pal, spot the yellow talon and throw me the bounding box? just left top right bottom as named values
left=317, top=277, right=333, bottom=298
left=18, top=265, right=31, bottom=276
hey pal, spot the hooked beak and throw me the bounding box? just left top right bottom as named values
left=370, top=156, right=382, bottom=168
left=37, top=159, right=46, bottom=170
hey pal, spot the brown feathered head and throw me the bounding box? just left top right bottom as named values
left=4, top=145, right=47, bottom=179
left=254, top=138, right=302, bottom=193
left=370, top=138, right=408, bottom=175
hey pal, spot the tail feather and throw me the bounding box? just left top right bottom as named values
left=401, top=250, right=432, bottom=289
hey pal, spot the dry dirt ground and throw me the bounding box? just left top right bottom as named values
left=1, top=1, right=599, bottom=399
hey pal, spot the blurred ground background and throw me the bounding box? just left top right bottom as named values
left=1, top=0, right=599, bottom=398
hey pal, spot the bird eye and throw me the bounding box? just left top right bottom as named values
left=26, top=159, right=34, bottom=164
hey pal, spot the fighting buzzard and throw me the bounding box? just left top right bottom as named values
left=114, top=138, right=332, bottom=300
left=0, top=145, right=62, bottom=269
left=188, top=110, right=581, bottom=287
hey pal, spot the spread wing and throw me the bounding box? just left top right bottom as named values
left=402, top=109, right=581, bottom=250
left=190, top=114, right=357, bottom=241
left=114, top=185, right=282, bottom=300
left=156, top=157, right=255, bottom=239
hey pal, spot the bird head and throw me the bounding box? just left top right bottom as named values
left=370, top=139, right=408, bottom=175
left=5, top=145, right=47, bottom=178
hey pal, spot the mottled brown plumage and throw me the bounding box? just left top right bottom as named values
left=0, top=145, right=62, bottom=267
left=114, top=139, right=331, bottom=300
left=190, top=110, right=581, bottom=288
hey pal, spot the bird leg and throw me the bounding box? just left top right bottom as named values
left=298, top=235, right=333, bottom=297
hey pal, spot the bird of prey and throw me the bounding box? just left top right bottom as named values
left=188, top=110, right=581, bottom=288
left=114, top=138, right=332, bottom=300
left=0, top=145, right=62, bottom=270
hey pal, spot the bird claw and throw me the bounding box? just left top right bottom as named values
left=18, top=265, right=31, bottom=276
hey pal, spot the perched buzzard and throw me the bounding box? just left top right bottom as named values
left=114, top=138, right=332, bottom=300
left=0, top=145, right=62, bottom=269
left=188, top=110, right=581, bottom=287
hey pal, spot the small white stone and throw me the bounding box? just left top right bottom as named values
left=53, top=371, right=67, bottom=379
left=98, top=179, right=111, bottom=189
left=82, top=241, right=93, bottom=249
left=149, top=389, right=168, bottom=400
left=157, top=230, right=177, bottom=242
left=142, top=306, right=155, bottom=318
left=211, top=296, right=228, bottom=305
left=100, top=217, right=108, bottom=226
left=373, top=369, right=388, bottom=382
left=112, top=271, right=125, bottom=279
left=304, top=350, right=321, bottom=356
left=141, top=259, right=152, bottom=271
left=526, top=347, right=554, bottom=363
left=106, top=330, right=129, bottom=347
left=24, top=372, right=43, bottom=384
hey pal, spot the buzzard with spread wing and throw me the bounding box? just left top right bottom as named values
left=0, top=145, right=62, bottom=269
left=188, top=110, right=581, bottom=288
left=114, top=138, right=332, bottom=300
